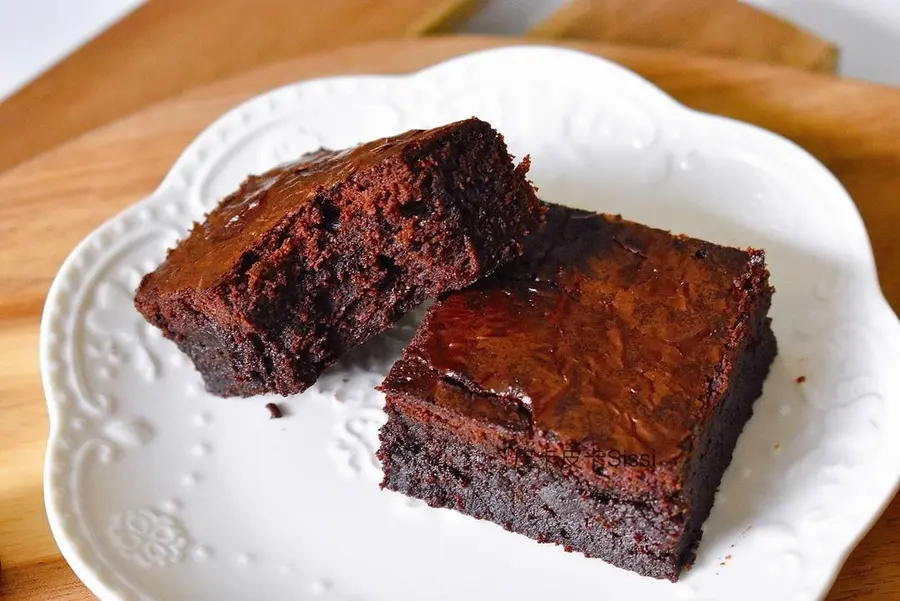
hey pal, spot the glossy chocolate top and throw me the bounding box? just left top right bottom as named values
left=384, top=205, right=767, bottom=464
left=140, top=118, right=488, bottom=296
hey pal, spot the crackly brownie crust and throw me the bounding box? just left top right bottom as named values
left=378, top=204, right=777, bottom=580
left=135, top=118, right=543, bottom=397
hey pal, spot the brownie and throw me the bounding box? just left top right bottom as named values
left=377, top=204, right=777, bottom=581
left=135, top=118, right=543, bottom=397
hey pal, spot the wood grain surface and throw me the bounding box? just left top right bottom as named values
left=1, top=36, right=899, bottom=601
left=0, top=0, right=481, bottom=173
left=531, top=0, right=838, bottom=72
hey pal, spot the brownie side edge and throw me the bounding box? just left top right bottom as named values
left=377, top=309, right=777, bottom=580
left=677, top=255, right=778, bottom=564
left=378, top=403, right=682, bottom=581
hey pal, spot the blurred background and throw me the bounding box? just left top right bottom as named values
left=3, top=0, right=900, bottom=104
left=5, top=0, right=900, bottom=175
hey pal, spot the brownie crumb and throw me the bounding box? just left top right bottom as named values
left=725, top=554, right=733, bottom=560
left=613, top=236, right=648, bottom=259
left=796, top=375, right=806, bottom=383
left=266, top=403, right=283, bottom=419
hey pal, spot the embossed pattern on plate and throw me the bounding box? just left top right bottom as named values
left=41, top=47, right=900, bottom=601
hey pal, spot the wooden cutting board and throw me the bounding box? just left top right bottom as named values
left=529, top=0, right=838, bottom=72
left=1, top=36, right=899, bottom=601
left=0, top=0, right=482, bottom=173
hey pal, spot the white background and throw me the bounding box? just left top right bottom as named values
left=2, top=0, right=900, bottom=103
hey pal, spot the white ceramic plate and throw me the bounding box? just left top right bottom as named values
left=41, top=46, right=900, bottom=601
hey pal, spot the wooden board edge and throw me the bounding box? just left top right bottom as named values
left=528, top=0, right=840, bottom=73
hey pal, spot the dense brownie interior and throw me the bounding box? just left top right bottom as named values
left=135, top=118, right=543, bottom=396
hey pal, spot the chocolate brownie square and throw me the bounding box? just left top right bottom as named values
left=377, top=204, right=777, bottom=580
left=135, top=118, right=543, bottom=397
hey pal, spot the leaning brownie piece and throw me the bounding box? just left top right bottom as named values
left=378, top=204, right=777, bottom=581
left=135, top=118, right=542, bottom=397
